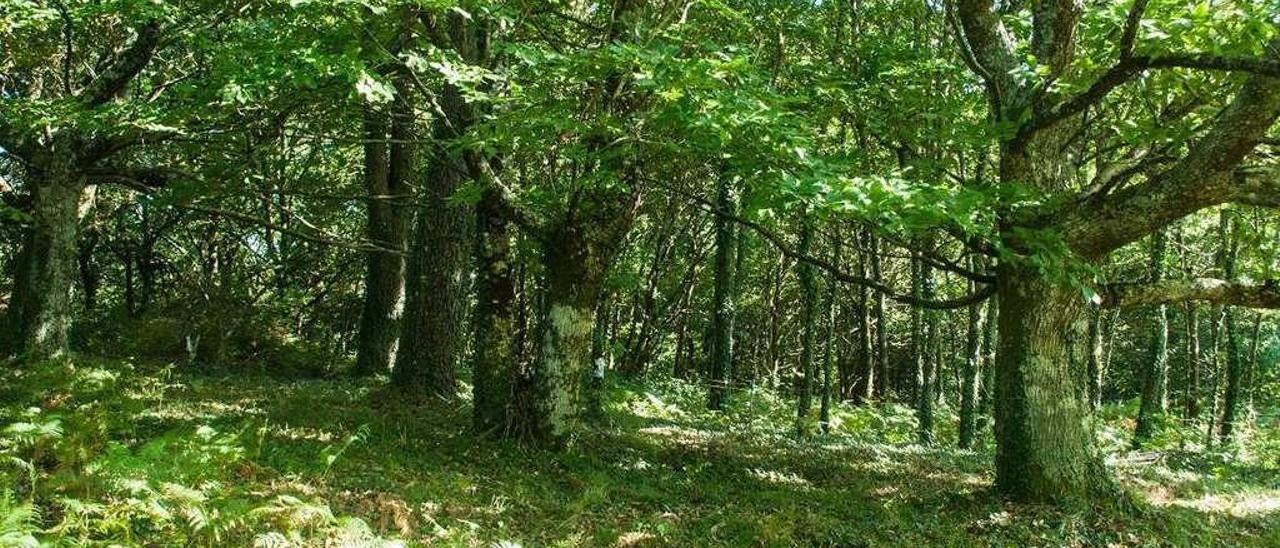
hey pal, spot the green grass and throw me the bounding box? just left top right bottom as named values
left=2, top=358, right=1278, bottom=546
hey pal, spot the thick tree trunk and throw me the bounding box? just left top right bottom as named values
left=517, top=225, right=608, bottom=446
left=707, top=177, right=737, bottom=410
left=993, top=264, right=1110, bottom=504
left=958, top=255, right=987, bottom=449
left=471, top=190, right=517, bottom=434
left=353, top=107, right=408, bottom=376
left=6, top=159, right=84, bottom=361
left=394, top=85, right=470, bottom=399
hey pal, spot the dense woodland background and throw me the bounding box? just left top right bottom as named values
left=2, top=0, right=1280, bottom=545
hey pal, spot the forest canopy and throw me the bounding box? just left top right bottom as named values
left=2, top=0, right=1280, bottom=545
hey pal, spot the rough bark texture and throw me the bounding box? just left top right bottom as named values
left=1134, top=231, right=1170, bottom=447
left=394, top=83, right=470, bottom=399
left=6, top=156, right=84, bottom=361
left=471, top=190, right=517, bottom=435
left=353, top=108, right=408, bottom=376
left=994, top=263, right=1110, bottom=504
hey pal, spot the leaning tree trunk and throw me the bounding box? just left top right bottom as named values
left=993, top=263, right=1110, bottom=504
left=353, top=106, right=408, bottom=376
left=394, top=84, right=471, bottom=399
left=6, top=157, right=85, bottom=361
left=471, top=190, right=518, bottom=435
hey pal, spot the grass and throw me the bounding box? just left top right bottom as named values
left=2, top=357, right=1278, bottom=546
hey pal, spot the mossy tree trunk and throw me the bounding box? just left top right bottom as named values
left=6, top=155, right=85, bottom=361
left=471, top=189, right=517, bottom=435
left=707, top=176, right=737, bottom=410
left=958, top=255, right=988, bottom=449
left=1134, top=230, right=1170, bottom=447
left=794, top=215, right=816, bottom=437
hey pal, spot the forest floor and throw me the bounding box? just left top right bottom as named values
left=2, top=358, right=1279, bottom=547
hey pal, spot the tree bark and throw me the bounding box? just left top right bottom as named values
left=794, top=216, right=816, bottom=437
left=471, top=190, right=517, bottom=434
left=1134, top=230, right=1170, bottom=447
left=394, top=83, right=470, bottom=399
left=6, top=156, right=84, bottom=361
left=707, top=177, right=737, bottom=410
left=993, top=263, right=1110, bottom=504
left=353, top=106, right=408, bottom=376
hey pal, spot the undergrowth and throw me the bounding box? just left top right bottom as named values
left=1, top=357, right=1277, bottom=546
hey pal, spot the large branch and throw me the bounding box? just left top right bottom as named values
left=949, top=0, right=1022, bottom=110
left=1060, top=62, right=1280, bottom=257
left=1232, top=166, right=1280, bottom=208
left=1025, top=53, right=1280, bottom=138
left=79, top=20, right=162, bottom=107
left=1101, top=278, right=1280, bottom=309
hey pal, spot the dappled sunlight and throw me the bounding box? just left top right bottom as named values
left=1165, top=491, right=1280, bottom=517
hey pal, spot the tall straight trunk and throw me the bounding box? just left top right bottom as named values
left=870, top=233, right=888, bottom=401
left=1219, top=309, right=1243, bottom=444
left=977, top=296, right=997, bottom=434
left=910, top=254, right=923, bottom=405
left=353, top=106, right=408, bottom=376
left=1183, top=305, right=1201, bottom=419
left=6, top=155, right=84, bottom=361
left=1205, top=306, right=1223, bottom=447
left=1134, top=230, right=1170, bottom=447
left=854, top=230, right=873, bottom=403
left=794, top=216, right=816, bottom=437
left=1245, top=313, right=1261, bottom=412
left=471, top=190, right=517, bottom=434
left=707, top=177, right=737, bottom=410
left=915, top=249, right=936, bottom=446
left=394, top=82, right=470, bottom=399
left=958, top=255, right=988, bottom=449
left=819, top=237, right=841, bottom=433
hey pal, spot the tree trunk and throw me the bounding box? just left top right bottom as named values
left=77, top=227, right=100, bottom=312
left=819, top=236, right=840, bottom=433
left=1086, top=306, right=1103, bottom=409
left=394, top=83, right=470, bottom=399
left=471, top=190, right=517, bottom=434
left=915, top=248, right=936, bottom=446
left=1134, top=230, right=1170, bottom=447
left=870, top=233, right=888, bottom=401
left=517, top=225, right=608, bottom=446
left=1183, top=305, right=1200, bottom=420
left=353, top=106, right=408, bottom=376
left=1218, top=308, right=1243, bottom=444
left=794, top=216, right=816, bottom=437
left=993, top=264, right=1110, bottom=504
left=958, top=255, right=987, bottom=449
left=6, top=157, right=84, bottom=361
left=707, top=177, right=737, bottom=410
